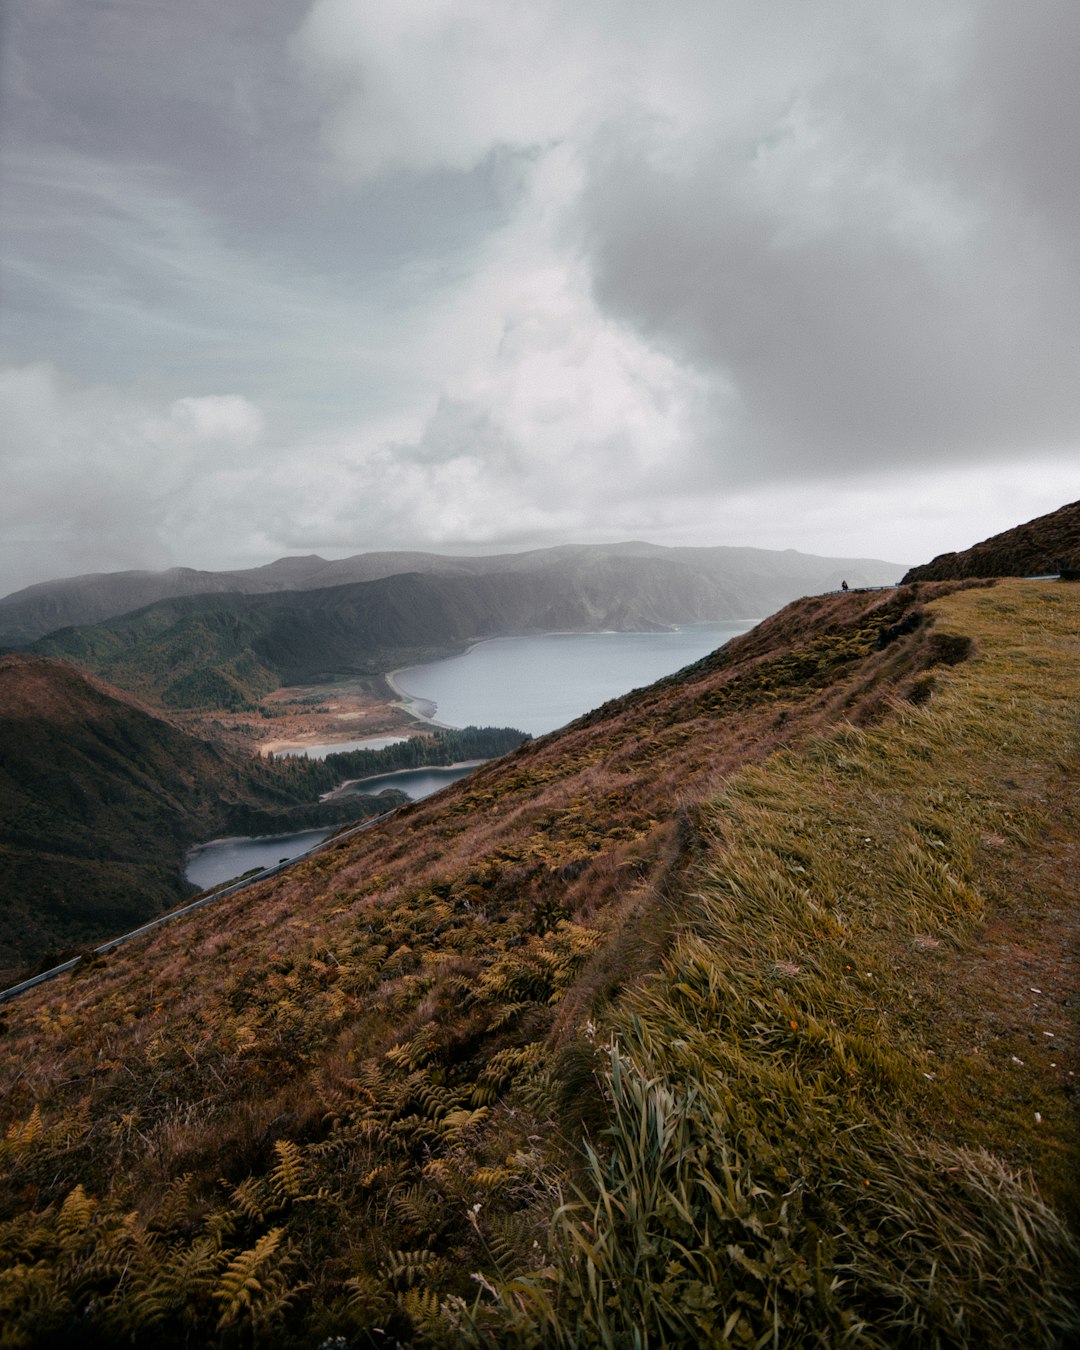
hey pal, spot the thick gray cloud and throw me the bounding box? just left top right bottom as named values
left=969, top=0, right=1080, bottom=245
left=1, top=0, right=1078, bottom=595
left=571, top=0, right=1080, bottom=480
left=0, top=1, right=508, bottom=413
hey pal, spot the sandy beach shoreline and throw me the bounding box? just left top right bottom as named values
left=383, top=665, right=457, bottom=730
left=256, top=663, right=459, bottom=757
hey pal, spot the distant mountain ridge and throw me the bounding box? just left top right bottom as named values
left=24, top=550, right=903, bottom=710
left=0, top=541, right=904, bottom=646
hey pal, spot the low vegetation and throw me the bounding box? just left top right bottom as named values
left=903, top=497, right=1079, bottom=582
left=0, top=581, right=1076, bottom=1345
left=29, top=603, right=284, bottom=710
left=0, top=656, right=523, bottom=974
left=483, top=582, right=1080, bottom=1345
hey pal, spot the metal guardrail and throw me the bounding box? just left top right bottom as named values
left=0, top=806, right=402, bottom=1006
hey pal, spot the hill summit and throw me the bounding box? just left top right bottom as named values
left=902, top=497, right=1080, bottom=582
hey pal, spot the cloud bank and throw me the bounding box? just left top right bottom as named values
left=2, top=0, right=1078, bottom=592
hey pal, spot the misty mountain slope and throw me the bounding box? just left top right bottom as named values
left=0, top=540, right=905, bottom=645
left=902, top=497, right=1080, bottom=581
left=23, top=557, right=746, bottom=707
left=23, top=548, right=907, bottom=711
left=0, top=656, right=405, bottom=975
left=0, top=570, right=282, bottom=648
left=288, top=539, right=903, bottom=593
left=1, top=575, right=1075, bottom=1346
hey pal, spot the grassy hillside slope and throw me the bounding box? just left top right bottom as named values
left=0, top=581, right=1076, bottom=1346
left=903, top=497, right=1079, bottom=582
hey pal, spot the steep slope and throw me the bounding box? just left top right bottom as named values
left=0, top=578, right=1075, bottom=1345
left=0, top=656, right=405, bottom=975
left=0, top=541, right=905, bottom=646
left=902, top=497, right=1080, bottom=581
left=0, top=569, right=283, bottom=647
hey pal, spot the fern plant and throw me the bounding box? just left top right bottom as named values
left=213, top=1226, right=302, bottom=1333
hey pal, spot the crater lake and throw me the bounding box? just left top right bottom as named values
left=185, top=620, right=756, bottom=889
left=391, top=620, right=757, bottom=737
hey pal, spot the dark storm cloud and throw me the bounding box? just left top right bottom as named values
left=572, top=2, right=1080, bottom=480
left=0, top=0, right=509, bottom=408
left=968, top=0, right=1080, bottom=245
left=1, top=0, right=315, bottom=214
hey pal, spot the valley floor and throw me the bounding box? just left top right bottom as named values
left=179, top=673, right=424, bottom=757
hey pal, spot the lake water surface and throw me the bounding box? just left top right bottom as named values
left=325, top=763, right=482, bottom=801
left=185, top=827, right=334, bottom=892
left=186, top=621, right=756, bottom=890
left=393, top=620, right=757, bottom=737
left=184, top=764, right=479, bottom=890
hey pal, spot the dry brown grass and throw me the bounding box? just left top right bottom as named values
left=476, top=580, right=1079, bottom=1346
left=1, top=581, right=1076, bottom=1345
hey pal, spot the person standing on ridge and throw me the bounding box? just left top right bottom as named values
left=841, top=579, right=849, bottom=592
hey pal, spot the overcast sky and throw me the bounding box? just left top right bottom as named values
left=2, top=1, right=1078, bottom=594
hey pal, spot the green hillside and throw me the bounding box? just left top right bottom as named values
left=29, top=602, right=282, bottom=709
left=0, top=657, right=408, bottom=975
left=0, top=578, right=1075, bottom=1345
left=26, top=551, right=898, bottom=711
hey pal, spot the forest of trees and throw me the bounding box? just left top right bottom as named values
left=323, top=724, right=528, bottom=777
left=260, top=725, right=529, bottom=799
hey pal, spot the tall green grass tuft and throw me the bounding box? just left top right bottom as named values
left=509, top=1039, right=1077, bottom=1347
